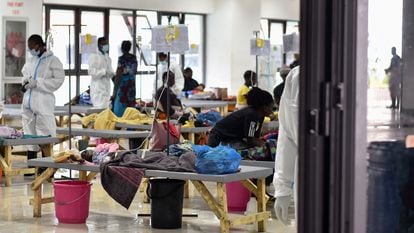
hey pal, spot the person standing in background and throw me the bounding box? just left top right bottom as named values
left=273, top=66, right=291, bottom=107
left=21, top=34, right=65, bottom=168
left=88, top=37, right=114, bottom=109
left=289, top=53, right=300, bottom=69
left=112, top=40, right=137, bottom=117
left=385, top=46, right=402, bottom=109
left=155, top=53, right=184, bottom=96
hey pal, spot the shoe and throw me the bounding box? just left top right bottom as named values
left=387, top=105, right=396, bottom=109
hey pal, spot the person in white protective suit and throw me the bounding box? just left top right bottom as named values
left=154, top=53, right=184, bottom=96
left=273, top=65, right=300, bottom=226
left=21, top=34, right=65, bottom=164
left=88, top=37, right=114, bottom=108
left=0, top=100, right=3, bottom=119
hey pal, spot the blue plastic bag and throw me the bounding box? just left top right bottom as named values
left=195, top=145, right=242, bottom=174
left=192, top=144, right=211, bottom=156
left=196, top=110, right=223, bottom=126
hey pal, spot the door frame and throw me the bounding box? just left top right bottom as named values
left=298, top=0, right=368, bottom=232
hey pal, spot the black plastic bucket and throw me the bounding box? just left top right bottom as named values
left=147, top=178, right=185, bottom=229
left=367, top=141, right=414, bottom=233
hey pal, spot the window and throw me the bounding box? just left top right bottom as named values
left=49, top=9, right=75, bottom=71
left=260, top=19, right=299, bottom=66
left=136, top=11, right=157, bottom=100
left=184, top=14, right=204, bottom=84
left=44, top=5, right=205, bottom=103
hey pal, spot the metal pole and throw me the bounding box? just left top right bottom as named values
left=68, top=25, right=72, bottom=149
left=255, top=55, right=258, bottom=86
left=253, top=31, right=260, bottom=87
left=166, top=17, right=172, bottom=156
left=166, top=57, right=171, bottom=156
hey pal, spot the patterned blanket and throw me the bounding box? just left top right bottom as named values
left=100, top=150, right=196, bottom=208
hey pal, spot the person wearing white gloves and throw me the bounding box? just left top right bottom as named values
left=88, top=37, right=114, bottom=108
left=273, top=65, right=300, bottom=225
left=21, top=34, right=65, bottom=164
left=154, top=53, right=184, bottom=96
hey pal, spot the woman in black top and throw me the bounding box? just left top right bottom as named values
left=155, top=71, right=183, bottom=119
left=208, top=87, right=274, bottom=149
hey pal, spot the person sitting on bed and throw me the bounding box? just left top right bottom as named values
left=154, top=71, right=183, bottom=119
left=208, top=87, right=274, bottom=150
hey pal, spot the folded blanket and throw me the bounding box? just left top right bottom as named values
left=100, top=150, right=196, bottom=208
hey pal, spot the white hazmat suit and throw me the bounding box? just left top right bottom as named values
left=273, top=66, right=300, bottom=225
left=155, top=61, right=184, bottom=96
left=21, top=50, right=65, bottom=151
left=0, top=100, right=4, bottom=119
left=88, top=51, right=114, bottom=108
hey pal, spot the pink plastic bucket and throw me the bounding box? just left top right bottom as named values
left=226, top=181, right=250, bottom=212
left=53, top=180, right=92, bottom=223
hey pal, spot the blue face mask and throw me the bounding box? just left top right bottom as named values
left=101, top=44, right=109, bottom=53
left=30, top=49, right=40, bottom=57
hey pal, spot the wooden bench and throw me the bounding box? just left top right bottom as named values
left=115, top=122, right=210, bottom=143
left=1, top=105, right=105, bottom=127
left=56, top=127, right=149, bottom=139
left=181, top=99, right=230, bottom=116
left=240, top=160, right=275, bottom=168
left=56, top=127, right=150, bottom=148
left=54, top=105, right=105, bottom=127
left=0, top=137, right=60, bottom=186
left=28, top=157, right=272, bottom=233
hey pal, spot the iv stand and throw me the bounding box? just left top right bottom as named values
left=52, top=24, right=86, bottom=150
left=52, top=24, right=75, bottom=149
left=52, top=24, right=85, bottom=179
left=253, top=31, right=260, bottom=87
left=165, top=16, right=173, bottom=156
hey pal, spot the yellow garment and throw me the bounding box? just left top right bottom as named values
left=264, top=111, right=279, bottom=122
left=81, top=107, right=153, bottom=130
left=181, top=119, right=195, bottom=128
left=236, top=85, right=250, bottom=106
left=94, top=108, right=117, bottom=130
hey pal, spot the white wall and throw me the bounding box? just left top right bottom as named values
left=261, top=0, right=300, bottom=20
left=206, top=0, right=299, bottom=94
left=43, top=0, right=216, bottom=14
left=0, top=0, right=43, bottom=100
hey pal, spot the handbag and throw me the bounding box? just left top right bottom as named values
left=148, top=119, right=180, bottom=151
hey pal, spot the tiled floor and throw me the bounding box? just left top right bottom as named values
left=367, top=88, right=414, bottom=142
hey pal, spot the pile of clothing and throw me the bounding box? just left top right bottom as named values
left=82, top=107, right=152, bottom=130
left=0, top=126, right=23, bottom=139
left=52, top=143, right=120, bottom=165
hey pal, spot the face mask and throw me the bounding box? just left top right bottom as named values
left=160, top=60, right=167, bottom=65
left=30, top=49, right=40, bottom=57
left=101, top=44, right=109, bottom=53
